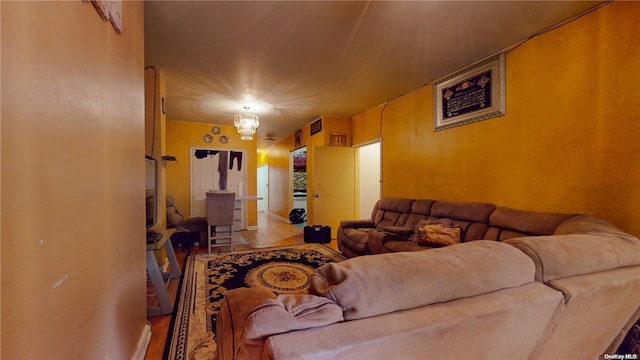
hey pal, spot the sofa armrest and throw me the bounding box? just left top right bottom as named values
left=217, top=287, right=343, bottom=360
left=340, top=219, right=375, bottom=230
left=383, top=226, right=414, bottom=240
left=217, top=288, right=277, bottom=360
left=367, top=230, right=401, bottom=254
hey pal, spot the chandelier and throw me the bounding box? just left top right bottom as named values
left=234, top=106, right=259, bottom=140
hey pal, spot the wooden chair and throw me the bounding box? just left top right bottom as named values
left=206, top=192, right=236, bottom=254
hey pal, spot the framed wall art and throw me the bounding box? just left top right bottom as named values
left=89, top=0, right=123, bottom=34
left=294, top=130, right=302, bottom=148
left=310, top=118, right=322, bottom=136
left=330, top=133, right=347, bottom=147
left=433, top=52, right=505, bottom=131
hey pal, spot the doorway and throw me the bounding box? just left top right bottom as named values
left=257, top=164, right=269, bottom=212
left=291, top=147, right=307, bottom=223
left=357, top=141, right=381, bottom=218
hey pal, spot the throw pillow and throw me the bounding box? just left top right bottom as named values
left=415, top=222, right=461, bottom=247
left=413, top=218, right=453, bottom=237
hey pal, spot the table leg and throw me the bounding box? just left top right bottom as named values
left=163, top=238, right=182, bottom=278
left=146, top=250, right=173, bottom=316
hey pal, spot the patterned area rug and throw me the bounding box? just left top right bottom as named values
left=617, top=320, right=640, bottom=356
left=164, top=244, right=347, bottom=360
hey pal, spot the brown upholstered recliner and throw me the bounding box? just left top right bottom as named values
left=337, top=198, right=414, bottom=257
left=166, top=195, right=207, bottom=248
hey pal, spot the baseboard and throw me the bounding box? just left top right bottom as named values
left=132, top=322, right=151, bottom=360
left=247, top=225, right=259, bottom=230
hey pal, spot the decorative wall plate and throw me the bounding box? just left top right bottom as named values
left=211, top=126, right=221, bottom=135
left=220, top=135, right=229, bottom=144
left=203, top=134, right=213, bottom=143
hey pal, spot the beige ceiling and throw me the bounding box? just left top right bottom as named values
left=144, top=1, right=605, bottom=149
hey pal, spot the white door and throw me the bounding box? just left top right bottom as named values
left=257, top=164, right=269, bottom=212
left=312, top=146, right=355, bottom=238
left=190, top=149, right=218, bottom=217
left=190, top=148, right=246, bottom=218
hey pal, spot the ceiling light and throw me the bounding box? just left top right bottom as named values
left=234, top=106, right=259, bottom=140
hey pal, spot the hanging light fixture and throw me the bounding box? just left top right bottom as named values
left=234, top=106, right=259, bottom=140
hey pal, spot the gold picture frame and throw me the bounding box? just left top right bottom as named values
left=433, top=52, right=505, bottom=131
left=330, top=133, right=347, bottom=147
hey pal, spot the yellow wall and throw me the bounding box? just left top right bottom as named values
left=322, top=116, right=352, bottom=147
left=368, top=2, right=640, bottom=236
left=351, top=107, right=383, bottom=216
left=1, top=2, right=146, bottom=358
left=352, top=105, right=383, bottom=146
left=165, top=120, right=258, bottom=226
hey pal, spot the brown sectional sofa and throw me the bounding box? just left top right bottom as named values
left=338, top=197, right=575, bottom=257
left=218, top=241, right=565, bottom=359
left=216, top=198, right=640, bottom=359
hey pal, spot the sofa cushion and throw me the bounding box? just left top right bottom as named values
left=403, top=199, right=436, bottom=229
left=382, top=226, right=414, bottom=238
left=430, top=201, right=496, bottom=223
left=382, top=240, right=430, bottom=253
left=339, top=219, right=375, bottom=230
left=505, top=231, right=640, bottom=282
left=554, top=214, right=629, bottom=236
left=488, top=207, right=575, bottom=240
left=311, top=240, right=535, bottom=320
left=377, top=197, right=414, bottom=212
left=374, top=198, right=414, bottom=229
left=457, top=221, right=491, bottom=241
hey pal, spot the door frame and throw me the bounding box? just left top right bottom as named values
left=354, top=139, right=381, bottom=219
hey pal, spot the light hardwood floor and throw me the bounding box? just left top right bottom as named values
left=144, top=212, right=339, bottom=360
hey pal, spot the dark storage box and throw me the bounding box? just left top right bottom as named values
left=303, top=225, right=331, bottom=243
